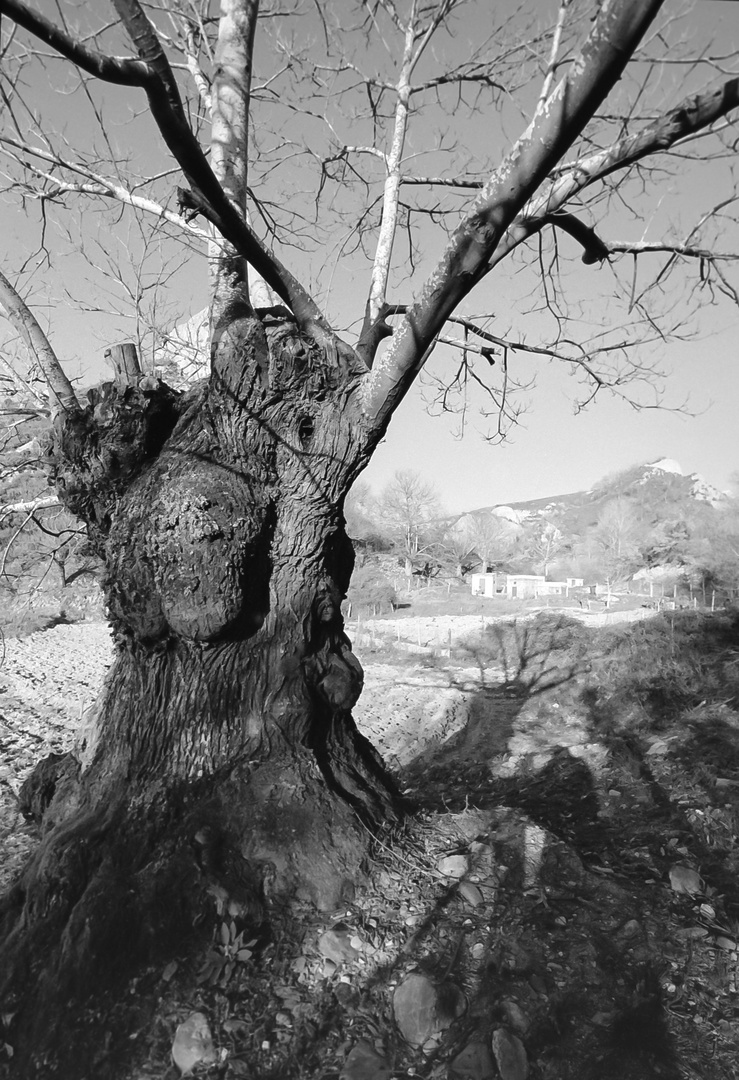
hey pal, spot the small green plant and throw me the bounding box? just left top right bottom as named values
left=197, top=920, right=257, bottom=987
left=196, top=884, right=257, bottom=987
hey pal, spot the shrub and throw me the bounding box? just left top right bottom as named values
left=346, top=564, right=397, bottom=617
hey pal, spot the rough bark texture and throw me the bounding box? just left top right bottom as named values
left=0, top=308, right=402, bottom=1077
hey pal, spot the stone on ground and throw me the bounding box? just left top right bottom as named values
left=171, top=1011, right=217, bottom=1074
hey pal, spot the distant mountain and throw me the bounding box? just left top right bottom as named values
left=464, top=459, right=729, bottom=538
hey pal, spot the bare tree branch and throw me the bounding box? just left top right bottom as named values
left=0, top=494, right=60, bottom=521
left=360, top=0, right=664, bottom=431
left=363, top=8, right=416, bottom=330
left=0, top=0, right=331, bottom=337
left=535, top=0, right=573, bottom=116
left=0, top=134, right=211, bottom=242
left=488, top=75, right=739, bottom=276
left=0, top=267, right=79, bottom=416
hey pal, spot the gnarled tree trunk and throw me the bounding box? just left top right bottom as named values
left=0, top=307, right=401, bottom=1077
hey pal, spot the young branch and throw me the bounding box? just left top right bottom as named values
left=363, top=6, right=416, bottom=331
left=0, top=268, right=79, bottom=416
left=0, top=135, right=211, bottom=244
left=0, top=494, right=60, bottom=522
left=535, top=0, right=573, bottom=116
left=208, top=0, right=259, bottom=314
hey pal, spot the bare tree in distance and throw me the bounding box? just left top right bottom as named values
left=343, top=478, right=385, bottom=550
left=1, top=1, right=739, bottom=1072
left=576, top=497, right=644, bottom=587
left=468, top=510, right=520, bottom=573
left=442, top=508, right=518, bottom=575
left=525, top=520, right=568, bottom=578
left=377, top=469, right=444, bottom=581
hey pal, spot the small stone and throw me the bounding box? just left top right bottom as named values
left=614, top=919, right=643, bottom=948
left=491, top=1028, right=529, bottom=1080
left=501, top=1000, right=530, bottom=1036
left=715, top=936, right=738, bottom=951
left=669, top=865, right=703, bottom=895
left=340, top=1040, right=391, bottom=1080
left=222, top=1018, right=249, bottom=1036
left=450, top=1040, right=495, bottom=1079
left=393, top=973, right=439, bottom=1047
left=437, top=854, right=470, bottom=879
left=458, top=881, right=484, bottom=907
left=335, top=981, right=358, bottom=1007
left=319, top=929, right=360, bottom=964
left=172, top=1012, right=217, bottom=1074
left=500, top=942, right=534, bottom=975
left=674, top=926, right=708, bottom=940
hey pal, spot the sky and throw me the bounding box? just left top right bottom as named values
left=1, top=1, right=738, bottom=515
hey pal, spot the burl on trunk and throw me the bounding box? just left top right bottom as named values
left=0, top=305, right=402, bottom=1075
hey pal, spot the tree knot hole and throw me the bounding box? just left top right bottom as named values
left=297, top=413, right=315, bottom=447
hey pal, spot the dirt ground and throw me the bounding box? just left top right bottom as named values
left=2, top=612, right=739, bottom=1079
left=0, top=610, right=641, bottom=885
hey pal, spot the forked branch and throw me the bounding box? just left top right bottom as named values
left=0, top=0, right=327, bottom=333
left=487, top=76, right=739, bottom=275
left=360, top=0, right=665, bottom=432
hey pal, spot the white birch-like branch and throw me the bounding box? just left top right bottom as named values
left=0, top=268, right=79, bottom=416
left=0, top=495, right=60, bottom=521
left=365, top=6, right=417, bottom=326
left=536, top=0, right=572, bottom=115
left=0, top=135, right=211, bottom=242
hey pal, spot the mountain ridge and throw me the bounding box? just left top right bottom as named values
left=462, top=458, right=729, bottom=531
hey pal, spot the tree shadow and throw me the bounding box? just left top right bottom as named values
left=583, top=687, right=739, bottom=922
left=403, top=614, right=593, bottom=818
left=457, top=613, right=593, bottom=696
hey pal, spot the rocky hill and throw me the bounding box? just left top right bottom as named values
left=447, top=459, right=737, bottom=593
left=477, top=458, right=728, bottom=532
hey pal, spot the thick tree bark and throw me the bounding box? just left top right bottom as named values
left=0, top=311, right=401, bottom=1077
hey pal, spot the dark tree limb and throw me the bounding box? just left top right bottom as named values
left=361, top=43, right=739, bottom=433
left=0, top=0, right=334, bottom=343
left=486, top=76, right=739, bottom=276
left=360, top=0, right=665, bottom=434
left=543, top=213, right=611, bottom=264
